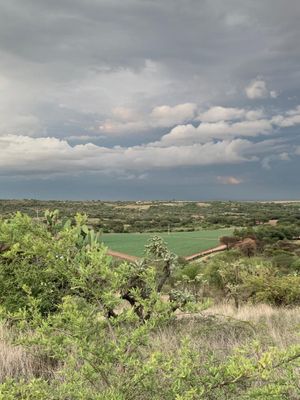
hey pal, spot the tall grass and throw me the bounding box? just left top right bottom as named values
left=1, top=304, right=300, bottom=383
left=204, top=303, right=300, bottom=348
left=0, top=324, right=54, bottom=383
left=151, top=303, right=300, bottom=363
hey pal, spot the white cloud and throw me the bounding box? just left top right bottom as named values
left=198, top=106, right=265, bottom=123
left=150, top=103, right=197, bottom=125
left=217, top=176, right=243, bottom=185
left=245, top=109, right=265, bottom=120
left=1, top=102, right=299, bottom=178
left=99, top=103, right=271, bottom=141
left=271, top=105, right=300, bottom=127
left=245, top=79, right=275, bottom=99
left=99, top=120, right=147, bottom=135
left=112, top=107, right=138, bottom=122
left=279, top=152, right=290, bottom=161
left=261, top=151, right=291, bottom=169
left=158, top=102, right=300, bottom=148
left=0, top=135, right=255, bottom=176
left=99, top=102, right=197, bottom=135
left=158, top=118, right=272, bottom=146
left=0, top=100, right=299, bottom=179
left=286, top=105, right=300, bottom=116
left=270, top=90, right=278, bottom=99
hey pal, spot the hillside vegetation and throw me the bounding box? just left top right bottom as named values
left=0, top=211, right=300, bottom=399
left=1, top=199, right=300, bottom=233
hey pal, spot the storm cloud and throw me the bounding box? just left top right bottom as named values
left=0, top=0, right=300, bottom=199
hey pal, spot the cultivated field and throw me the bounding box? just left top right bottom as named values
left=101, top=228, right=233, bottom=257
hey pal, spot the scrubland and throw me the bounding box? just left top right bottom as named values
left=0, top=211, right=300, bottom=399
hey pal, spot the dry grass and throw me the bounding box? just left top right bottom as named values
left=196, top=202, right=211, bottom=207
left=1, top=304, right=300, bottom=384
left=0, top=324, right=55, bottom=383
left=205, top=302, right=298, bottom=320
left=203, top=303, right=300, bottom=347
left=115, top=204, right=151, bottom=210
left=151, top=303, right=300, bottom=363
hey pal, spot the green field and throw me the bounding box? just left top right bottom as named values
left=101, top=229, right=233, bottom=257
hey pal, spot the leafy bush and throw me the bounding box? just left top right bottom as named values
left=290, top=257, right=300, bottom=273
left=271, top=251, right=296, bottom=272
left=202, top=256, right=300, bottom=307
left=251, top=275, right=300, bottom=306
left=175, top=262, right=201, bottom=281
left=0, top=212, right=72, bottom=314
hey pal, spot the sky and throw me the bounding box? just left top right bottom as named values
left=0, top=0, right=300, bottom=200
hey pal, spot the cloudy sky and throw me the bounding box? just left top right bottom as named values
left=0, top=0, right=300, bottom=200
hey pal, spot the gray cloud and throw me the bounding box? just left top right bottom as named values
left=0, top=0, right=300, bottom=198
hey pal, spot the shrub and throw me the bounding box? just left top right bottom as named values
left=203, top=256, right=300, bottom=307
left=271, top=251, right=296, bottom=273
left=252, top=275, right=300, bottom=306
left=0, top=212, right=72, bottom=314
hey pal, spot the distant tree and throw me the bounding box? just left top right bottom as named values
left=237, top=238, right=257, bottom=257
left=219, top=236, right=239, bottom=250
left=111, top=221, right=124, bottom=233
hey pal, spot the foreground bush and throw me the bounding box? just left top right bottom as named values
left=1, top=292, right=300, bottom=400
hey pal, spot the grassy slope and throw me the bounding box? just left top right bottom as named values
left=101, top=229, right=233, bottom=257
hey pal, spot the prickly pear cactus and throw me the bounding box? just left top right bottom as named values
left=44, top=209, right=60, bottom=230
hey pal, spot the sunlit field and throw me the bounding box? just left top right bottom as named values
left=101, top=228, right=233, bottom=256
